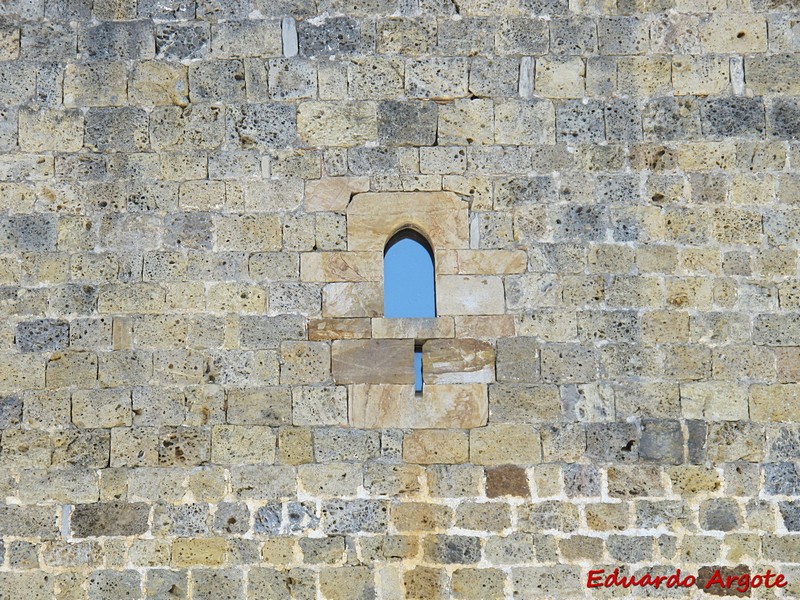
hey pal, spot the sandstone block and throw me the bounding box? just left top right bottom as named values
left=305, top=176, right=369, bottom=212
left=535, top=57, right=585, bottom=98
left=470, top=424, right=541, bottom=465
left=405, top=58, right=468, bottom=99
left=298, top=101, right=377, bottom=147
left=211, top=425, right=276, bottom=464
left=333, top=339, right=413, bottom=385
left=423, top=339, right=494, bottom=384
left=372, top=317, right=454, bottom=340
left=750, top=384, right=800, bottom=422
left=403, top=430, right=468, bottom=464
left=211, top=20, right=281, bottom=58
left=300, top=251, right=381, bottom=282
left=292, top=385, right=348, bottom=425
left=300, top=463, right=362, bottom=496
left=172, top=539, right=227, bottom=568
left=64, top=62, right=127, bottom=107
left=700, top=14, right=767, bottom=53
left=19, top=109, right=83, bottom=152
left=437, top=276, right=505, bottom=316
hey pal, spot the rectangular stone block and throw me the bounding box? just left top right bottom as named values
left=297, top=101, right=377, bottom=146
left=470, top=423, right=541, bottom=465
left=19, top=109, right=83, bottom=152
left=750, top=384, right=800, bottom=422
left=323, top=282, right=382, bottom=318
left=64, top=62, right=128, bottom=107
left=349, top=383, right=488, bottom=429
left=0, top=505, right=59, bottom=538
left=72, top=502, right=149, bottom=537
left=372, top=317, right=454, bottom=340
left=309, top=318, right=371, bottom=340
left=300, top=251, right=381, bottom=282
left=423, top=339, right=494, bottom=384
left=700, top=14, right=767, bottom=53
left=332, top=339, right=413, bottom=384
left=437, top=249, right=528, bottom=275
left=305, top=176, right=370, bottom=212
left=403, top=429, right=469, bottom=464
left=455, top=315, right=516, bottom=339
left=211, top=425, right=277, bottom=464
left=437, top=276, right=505, bottom=316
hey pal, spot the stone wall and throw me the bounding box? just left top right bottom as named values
left=0, top=0, right=799, bottom=597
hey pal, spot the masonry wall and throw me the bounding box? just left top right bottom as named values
left=0, top=0, right=799, bottom=598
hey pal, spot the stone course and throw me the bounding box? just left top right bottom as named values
left=0, top=0, right=798, bottom=598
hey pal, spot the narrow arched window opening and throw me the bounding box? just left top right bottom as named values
left=384, top=229, right=436, bottom=394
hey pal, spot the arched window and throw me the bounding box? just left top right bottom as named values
left=384, top=229, right=435, bottom=393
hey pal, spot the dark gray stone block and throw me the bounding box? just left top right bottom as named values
left=701, top=97, right=765, bottom=138
left=377, top=101, right=437, bottom=146
left=227, top=103, right=297, bottom=149
left=322, top=500, right=388, bottom=534
left=71, top=503, right=149, bottom=537
left=699, top=498, right=741, bottom=532
left=299, top=17, right=362, bottom=57
left=640, top=420, right=684, bottom=465
left=16, top=319, right=69, bottom=353
left=557, top=99, right=605, bottom=142
left=155, top=23, right=210, bottom=60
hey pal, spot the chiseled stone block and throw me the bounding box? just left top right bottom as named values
left=332, top=339, right=414, bottom=385
left=372, top=317, right=454, bottom=340
left=470, top=424, right=541, bottom=465
left=437, top=276, right=505, bottom=316
left=349, top=382, right=488, bottom=429
left=423, top=339, right=494, bottom=384
left=305, top=176, right=370, bottom=212
left=300, top=251, right=381, bottom=282
left=403, top=429, right=469, bottom=464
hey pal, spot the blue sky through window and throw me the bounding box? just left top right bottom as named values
left=384, top=232, right=435, bottom=393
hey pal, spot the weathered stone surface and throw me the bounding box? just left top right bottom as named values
left=347, top=192, right=469, bottom=251
left=423, top=339, right=494, bottom=384
left=72, top=502, right=149, bottom=537
left=332, top=339, right=414, bottom=384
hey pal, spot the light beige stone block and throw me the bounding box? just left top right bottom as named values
left=297, top=101, right=378, bottom=147
left=19, top=109, right=84, bottom=153
left=672, top=55, right=729, bottom=96
left=300, top=252, right=382, bottom=282
left=470, top=423, right=541, bottom=465
left=423, top=339, right=494, bottom=384
left=371, top=317, right=455, bottom=340
left=349, top=383, right=488, bottom=429
left=437, top=250, right=527, bottom=275
left=305, top=177, right=370, bottom=212
left=309, top=318, right=372, bottom=340
left=172, top=538, right=227, bottom=567
left=455, top=315, right=516, bottom=339
left=129, top=61, right=189, bottom=107
left=750, top=384, right=800, bottom=422
left=535, top=57, right=585, bottom=98
left=700, top=15, right=767, bottom=53
left=323, top=282, right=382, bottom=318
left=347, top=192, right=469, bottom=251
left=680, top=382, right=749, bottom=420
left=403, top=429, right=469, bottom=464
left=436, top=276, right=505, bottom=316
left=332, top=339, right=414, bottom=384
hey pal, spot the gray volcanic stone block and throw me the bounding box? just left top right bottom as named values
left=227, top=103, right=297, bottom=149
left=145, top=570, right=188, bottom=599
left=71, top=503, right=149, bottom=537
left=191, top=569, right=245, bottom=600
left=155, top=23, right=210, bottom=60
left=586, top=422, right=639, bottom=462
left=550, top=17, right=597, bottom=55
left=563, top=463, right=601, bottom=497
left=701, top=97, right=765, bottom=138
left=699, top=498, right=741, bottom=531
left=9, top=214, right=57, bottom=252
left=254, top=502, right=282, bottom=534
left=605, top=98, right=642, bottom=141
left=16, top=319, right=69, bottom=352
left=643, top=97, right=701, bottom=140
left=0, top=505, right=59, bottom=538
left=597, top=16, right=648, bottom=55
left=79, top=21, right=154, bottom=59
left=554, top=205, right=608, bottom=241
left=21, top=21, right=76, bottom=60
left=299, top=17, right=362, bottom=57
left=189, top=60, right=246, bottom=103
left=164, top=213, right=213, bottom=250
left=322, top=500, right=388, bottom=534
left=239, top=315, right=306, bottom=348
left=0, top=395, right=22, bottom=428
left=640, top=420, right=684, bottom=465
left=138, top=0, right=195, bottom=19
left=764, top=462, right=800, bottom=495
left=377, top=100, right=437, bottom=146
left=213, top=502, right=250, bottom=534
left=768, top=97, right=800, bottom=139
left=85, top=107, right=149, bottom=153
left=779, top=501, right=800, bottom=531
left=556, top=99, right=605, bottom=142
left=88, top=570, right=142, bottom=600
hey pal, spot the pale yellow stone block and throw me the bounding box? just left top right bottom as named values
left=171, top=538, right=227, bottom=567
left=347, top=192, right=469, bottom=251
left=300, top=252, right=382, bottom=282
left=297, top=101, right=378, bottom=147
left=371, top=317, right=455, bottom=340
left=438, top=99, right=494, bottom=146
left=677, top=142, right=736, bottom=171
left=178, top=180, right=226, bottom=211
left=349, top=383, right=487, bottom=429
left=438, top=250, right=528, bottom=275
left=730, top=174, right=775, bottom=205
left=308, top=318, right=371, bottom=341
left=436, top=275, right=505, bottom=316
left=207, top=283, right=266, bottom=313
left=322, top=282, right=382, bottom=318
left=0, top=353, right=45, bottom=392
left=129, top=61, right=189, bottom=107
left=402, top=429, right=469, bottom=463
left=617, top=57, right=672, bottom=96
left=672, top=55, right=729, bottom=96
left=680, top=382, right=748, bottom=420
left=535, top=57, right=585, bottom=99
left=700, top=14, right=767, bottom=53
left=455, top=315, right=516, bottom=339
left=750, top=384, right=800, bottom=422
left=305, top=176, right=370, bottom=212
left=470, top=423, right=541, bottom=465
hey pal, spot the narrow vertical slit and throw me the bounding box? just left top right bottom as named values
left=414, top=344, right=423, bottom=395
